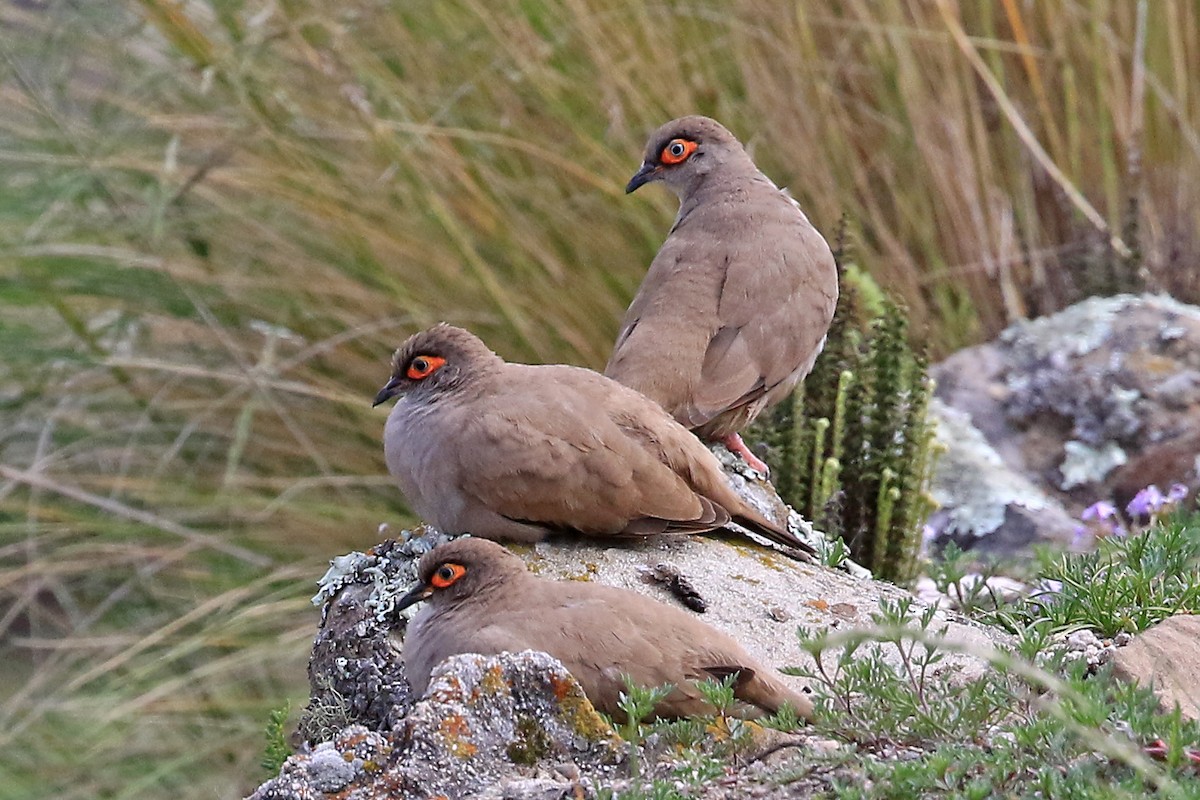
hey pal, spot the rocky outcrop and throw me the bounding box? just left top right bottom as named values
left=516, top=533, right=1005, bottom=687
left=258, top=519, right=1016, bottom=799
left=293, top=533, right=448, bottom=743
left=927, top=399, right=1080, bottom=554
left=255, top=650, right=622, bottom=800
left=929, top=294, right=1200, bottom=554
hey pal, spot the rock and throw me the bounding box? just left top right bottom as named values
left=294, top=527, right=1008, bottom=741
left=517, top=534, right=1007, bottom=688
left=251, top=650, right=622, bottom=800
left=930, top=294, right=1200, bottom=555
left=927, top=399, right=1079, bottom=553
left=1065, top=629, right=1101, bottom=651
left=294, top=528, right=456, bottom=744
left=274, top=503, right=1017, bottom=797
left=250, top=728, right=387, bottom=800
left=1111, top=614, right=1200, bottom=722
left=712, top=442, right=837, bottom=559
left=913, top=573, right=1032, bottom=612
left=474, top=777, right=576, bottom=800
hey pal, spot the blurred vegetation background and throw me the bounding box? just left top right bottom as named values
left=1, top=0, right=1198, bottom=797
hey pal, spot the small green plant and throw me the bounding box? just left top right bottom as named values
left=926, top=541, right=1018, bottom=618
left=779, top=596, right=1200, bottom=798
left=669, top=751, right=726, bottom=788
left=617, top=676, right=674, bottom=779
left=789, top=597, right=1014, bottom=744
left=761, top=701, right=804, bottom=733
left=1013, top=513, right=1200, bottom=636
left=261, top=701, right=293, bottom=775
left=694, top=674, right=737, bottom=716
left=694, top=674, right=753, bottom=754
left=751, top=261, right=938, bottom=585
left=816, top=535, right=852, bottom=571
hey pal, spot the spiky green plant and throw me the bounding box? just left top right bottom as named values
left=751, top=256, right=937, bottom=585
left=261, top=701, right=293, bottom=775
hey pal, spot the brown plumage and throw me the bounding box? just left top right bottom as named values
left=606, top=116, right=838, bottom=472
left=397, top=537, right=814, bottom=721
left=373, top=324, right=812, bottom=553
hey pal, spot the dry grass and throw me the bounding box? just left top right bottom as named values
left=1, top=0, right=1198, bottom=796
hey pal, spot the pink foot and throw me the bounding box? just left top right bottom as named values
left=720, top=433, right=770, bottom=475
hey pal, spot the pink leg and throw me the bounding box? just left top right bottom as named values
left=719, top=432, right=770, bottom=475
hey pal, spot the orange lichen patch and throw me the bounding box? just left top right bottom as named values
left=342, top=730, right=370, bottom=747
left=548, top=671, right=575, bottom=702
left=566, top=563, right=599, bottom=582
left=479, top=663, right=510, bottom=698
left=725, top=541, right=785, bottom=572
left=1133, top=353, right=1182, bottom=375
left=805, top=598, right=829, bottom=611
left=706, top=715, right=765, bottom=743
left=438, top=714, right=478, bottom=759
left=552, top=683, right=620, bottom=746
left=431, top=675, right=466, bottom=703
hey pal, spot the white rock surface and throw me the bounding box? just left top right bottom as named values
left=516, top=534, right=1008, bottom=692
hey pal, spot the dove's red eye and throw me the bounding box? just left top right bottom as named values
left=406, top=355, right=446, bottom=380
left=660, top=138, right=696, bottom=165
left=431, top=563, right=466, bottom=588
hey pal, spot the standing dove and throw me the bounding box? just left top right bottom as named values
left=397, top=537, right=814, bottom=721
left=606, top=115, right=839, bottom=473
left=373, top=323, right=811, bottom=553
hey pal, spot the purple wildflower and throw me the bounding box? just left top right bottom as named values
left=1126, top=485, right=1165, bottom=518
left=1080, top=499, right=1126, bottom=537
left=1168, top=483, right=1189, bottom=504
left=1081, top=500, right=1118, bottom=522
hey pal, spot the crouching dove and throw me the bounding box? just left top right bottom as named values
left=396, top=537, right=814, bottom=721
left=373, top=323, right=812, bottom=554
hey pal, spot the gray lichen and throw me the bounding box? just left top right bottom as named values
left=295, top=528, right=456, bottom=745
left=1058, top=440, right=1128, bottom=490
left=998, top=294, right=1126, bottom=359
left=930, top=401, right=1059, bottom=537
left=712, top=442, right=855, bottom=567
left=312, top=525, right=454, bottom=623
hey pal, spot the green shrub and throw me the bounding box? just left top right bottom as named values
left=751, top=260, right=937, bottom=584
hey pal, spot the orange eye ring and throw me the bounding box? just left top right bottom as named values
left=660, top=138, right=697, bottom=166
left=430, top=562, right=466, bottom=589
left=406, top=354, right=446, bottom=381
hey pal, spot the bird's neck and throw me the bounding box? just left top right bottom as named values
left=676, top=168, right=768, bottom=223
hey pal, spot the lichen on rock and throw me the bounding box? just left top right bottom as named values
left=251, top=651, right=622, bottom=800
left=930, top=293, right=1200, bottom=555
left=295, top=527, right=456, bottom=744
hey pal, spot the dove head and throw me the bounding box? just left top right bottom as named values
left=625, top=115, right=753, bottom=198
left=395, top=537, right=525, bottom=612
left=373, top=323, right=503, bottom=407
